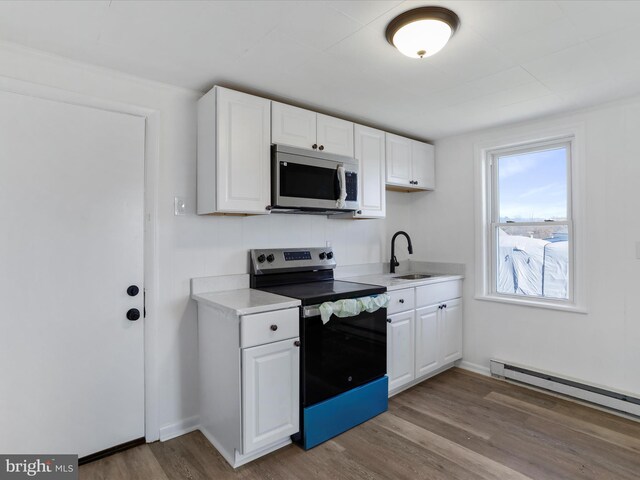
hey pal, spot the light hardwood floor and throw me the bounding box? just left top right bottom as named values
left=79, top=368, right=640, bottom=479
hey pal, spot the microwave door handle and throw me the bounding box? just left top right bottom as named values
left=336, top=165, right=347, bottom=208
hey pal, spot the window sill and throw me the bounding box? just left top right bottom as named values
left=475, top=294, right=587, bottom=314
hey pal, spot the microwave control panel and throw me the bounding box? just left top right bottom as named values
left=345, top=172, right=357, bottom=202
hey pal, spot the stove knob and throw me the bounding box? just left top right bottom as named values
left=326, top=251, right=334, bottom=260
left=319, top=252, right=326, bottom=260
left=266, top=254, right=275, bottom=263
left=257, top=254, right=266, bottom=263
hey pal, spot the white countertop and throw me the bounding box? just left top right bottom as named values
left=192, top=288, right=301, bottom=316
left=191, top=270, right=463, bottom=316
left=343, top=273, right=464, bottom=291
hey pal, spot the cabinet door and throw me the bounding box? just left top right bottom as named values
left=242, top=338, right=300, bottom=454
left=354, top=125, right=385, bottom=218
left=316, top=113, right=354, bottom=156
left=441, top=298, right=462, bottom=364
left=216, top=87, right=271, bottom=213
left=415, top=305, right=441, bottom=378
left=387, top=310, right=414, bottom=392
left=385, top=133, right=412, bottom=186
left=271, top=102, right=317, bottom=150
left=411, top=141, right=435, bottom=190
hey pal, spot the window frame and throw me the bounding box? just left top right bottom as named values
left=475, top=125, right=587, bottom=313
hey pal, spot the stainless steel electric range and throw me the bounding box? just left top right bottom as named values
left=250, top=247, right=388, bottom=450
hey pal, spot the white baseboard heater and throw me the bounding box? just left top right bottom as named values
left=490, top=359, right=640, bottom=418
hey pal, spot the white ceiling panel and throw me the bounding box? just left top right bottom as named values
left=558, top=0, right=640, bottom=39
left=523, top=43, right=611, bottom=93
left=1, top=0, right=640, bottom=139
left=275, top=1, right=363, bottom=50
left=326, top=0, right=402, bottom=25
left=456, top=0, right=565, bottom=45
left=493, top=16, right=583, bottom=64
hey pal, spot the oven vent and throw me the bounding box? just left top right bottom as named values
left=490, top=359, right=640, bottom=418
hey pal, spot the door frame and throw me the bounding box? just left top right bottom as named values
left=0, top=75, right=162, bottom=442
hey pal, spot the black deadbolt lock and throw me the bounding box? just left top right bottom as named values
left=127, top=285, right=140, bottom=297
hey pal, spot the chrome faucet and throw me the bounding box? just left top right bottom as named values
left=390, top=231, right=413, bottom=274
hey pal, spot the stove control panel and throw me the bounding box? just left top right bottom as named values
left=284, top=251, right=312, bottom=262
left=250, top=247, right=336, bottom=274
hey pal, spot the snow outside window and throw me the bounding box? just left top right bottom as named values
left=488, top=140, right=573, bottom=303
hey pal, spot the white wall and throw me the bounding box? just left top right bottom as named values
left=413, top=97, right=640, bottom=395
left=0, top=43, right=393, bottom=436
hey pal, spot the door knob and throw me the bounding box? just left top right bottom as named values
left=270, top=324, right=278, bottom=331
left=294, top=340, right=301, bottom=347
left=127, top=285, right=139, bottom=297
left=312, top=144, right=318, bottom=150
left=319, top=145, right=324, bottom=151
left=387, top=318, right=392, bottom=323
left=127, top=308, right=141, bottom=321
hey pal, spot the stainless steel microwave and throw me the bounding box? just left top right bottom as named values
left=271, top=144, right=359, bottom=213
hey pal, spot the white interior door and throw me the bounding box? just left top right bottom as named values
left=0, top=90, right=145, bottom=458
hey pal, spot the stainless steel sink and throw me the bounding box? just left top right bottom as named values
left=393, top=273, right=435, bottom=280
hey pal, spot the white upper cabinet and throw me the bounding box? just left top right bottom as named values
left=272, top=102, right=354, bottom=157
left=354, top=124, right=385, bottom=218
left=197, top=86, right=271, bottom=215
left=316, top=114, right=354, bottom=157
left=385, top=133, right=435, bottom=191
left=271, top=102, right=317, bottom=151
left=386, top=133, right=412, bottom=185
left=411, top=141, right=435, bottom=190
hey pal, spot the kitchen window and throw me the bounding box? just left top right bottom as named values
left=478, top=132, right=585, bottom=312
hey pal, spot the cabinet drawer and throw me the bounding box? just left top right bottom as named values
left=241, top=308, right=299, bottom=348
left=387, top=288, right=415, bottom=315
left=416, top=280, right=462, bottom=307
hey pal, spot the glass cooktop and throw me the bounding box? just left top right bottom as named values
left=257, top=280, right=385, bottom=306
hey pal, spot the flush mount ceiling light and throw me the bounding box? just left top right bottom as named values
left=385, top=6, right=460, bottom=59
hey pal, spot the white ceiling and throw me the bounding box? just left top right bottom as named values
left=1, top=0, right=640, bottom=140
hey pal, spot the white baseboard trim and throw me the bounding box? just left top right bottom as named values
left=457, top=360, right=491, bottom=377
left=159, top=415, right=200, bottom=442
left=199, top=426, right=236, bottom=467
left=200, top=426, right=292, bottom=469
left=389, top=361, right=458, bottom=398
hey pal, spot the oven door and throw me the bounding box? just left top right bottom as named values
left=273, top=149, right=358, bottom=211
left=301, top=306, right=387, bottom=407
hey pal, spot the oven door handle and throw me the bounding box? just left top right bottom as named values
left=302, top=305, right=321, bottom=318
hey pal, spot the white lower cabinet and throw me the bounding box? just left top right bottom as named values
left=242, top=338, right=300, bottom=454
left=197, top=304, right=300, bottom=468
left=386, top=310, right=415, bottom=391
left=415, top=304, right=441, bottom=377
left=386, top=279, right=463, bottom=396
left=441, top=298, right=463, bottom=364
